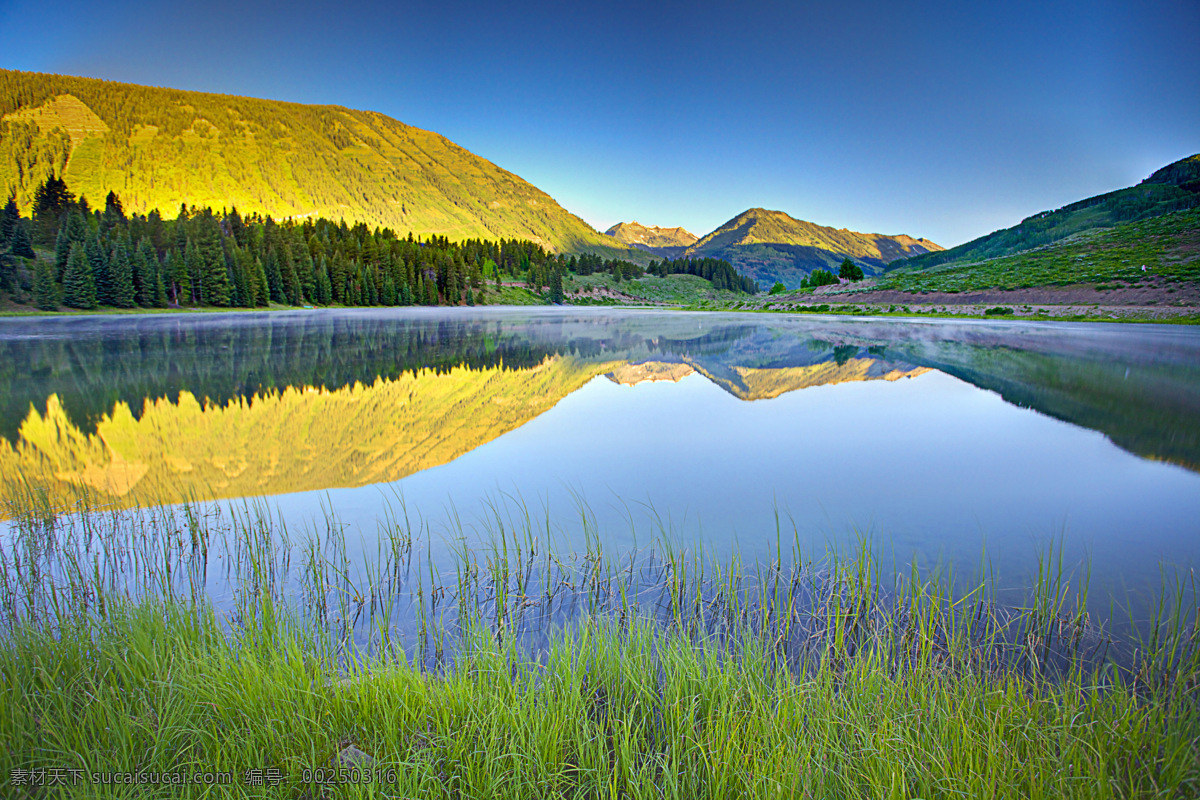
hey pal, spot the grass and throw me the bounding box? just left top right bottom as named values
left=478, top=283, right=545, bottom=306
left=1, top=489, right=1199, bottom=798
left=878, top=209, right=1200, bottom=294
left=563, top=273, right=751, bottom=307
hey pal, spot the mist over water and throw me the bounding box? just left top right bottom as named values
left=2, top=308, right=1198, bottom=631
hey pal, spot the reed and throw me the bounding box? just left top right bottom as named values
left=1, top=493, right=1198, bottom=798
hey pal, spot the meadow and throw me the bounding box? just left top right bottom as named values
left=2, top=488, right=1198, bottom=799
left=876, top=209, right=1200, bottom=294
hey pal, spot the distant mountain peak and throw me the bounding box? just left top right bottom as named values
left=604, top=221, right=698, bottom=252
left=686, top=207, right=942, bottom=288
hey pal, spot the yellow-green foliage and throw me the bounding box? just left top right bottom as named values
left=0, top=356, right=617, bottom=513
left=0, top=120, right=71, bottom=209
left=0, top=69, right=636, bottom=257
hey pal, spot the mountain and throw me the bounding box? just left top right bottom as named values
left=606, top=359, right=929, bottom=398
left=0, top=352, right=926, bottom=513
left=875, top=207, right=1199, bottom=294
left=683, top=208, right=941, bottom=288
left=0, top=69, right=637, bottom=257
left=895, top=153, right=1200, bottom=272
left=0, top=356, right=620, bottom=512
left=604, top=221, right=698, bottom=257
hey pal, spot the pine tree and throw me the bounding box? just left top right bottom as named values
left=9, top=221, right=35, bottom=258
left=135, top=239, right=157, bottom=307
left=153, top=268, right=168, bottom=308
left=227, top=207, right=246, bottom=247
left=55, top=227, right=72, bottom=277
left=254, top=258, right=270, bottom=306
left=163, top=250, right=185, bottom=304
left=136, top=239, right=168, bottom=308
left=56, top=209, right=88, bottom=280
left=33, top=260, right=58, bottom=310
left=281, top=247, right=301, bottom=305
left=298, top=251, right=316, bottom=303
left=230, top=248, right=253, bottom=307
left=184, top=241, right=204, bottom=304
left=62, top=243, right=97, bottom=309
left=109, top=239, right=136, bottom=308
left=101, top=190, right=125, bottom=232
left=0, top=194, right=19, bottom=247
left=364, top=268, right=378, bottom=305
left=316, top=258, right=332, bottom=305
left=265, top=248, right=285, bottom=303
left=549, top=265, right=564, bottom=304
left=31, top=172, right=74, bottom=245
left=195, top=212, right=231, bottom=306
left=86, top=232, right=113, bottom=305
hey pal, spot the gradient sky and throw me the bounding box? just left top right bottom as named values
left=1, top=0, right=1196, bottom=247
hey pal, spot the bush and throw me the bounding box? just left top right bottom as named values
left=838, top=258, right=864, bottom=282
left=984, top=306, right=1013, bottom=316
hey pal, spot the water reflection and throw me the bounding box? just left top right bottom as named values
left=1, top=310, right=1198, bottom=516
left=3, top=309, right=1199, bottom=648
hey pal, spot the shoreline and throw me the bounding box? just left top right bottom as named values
left=3, top=299, right=1198, bottom=325
left=3, top=497, right=1198, bottom=798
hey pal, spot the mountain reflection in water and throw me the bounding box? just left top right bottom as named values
left=0, top=309, right=1197, bottom=515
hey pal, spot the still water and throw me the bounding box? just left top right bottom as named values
left=2, top=307, right=1198, bottom=628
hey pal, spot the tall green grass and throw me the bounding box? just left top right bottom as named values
left=1, top=490, right=1198, bottom=798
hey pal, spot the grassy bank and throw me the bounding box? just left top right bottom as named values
left=877, top=208, right=1200, bottom=294
left=1, top=496, right=1199, bottom=798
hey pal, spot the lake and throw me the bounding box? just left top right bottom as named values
left=2, top=308, right=1199, bottom=651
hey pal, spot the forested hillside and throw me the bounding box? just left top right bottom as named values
left=0, top=69, right=636, bottom=257
left=0, top=175, right=755, bottom=312
left=895, top=154, right=1200, bottom=271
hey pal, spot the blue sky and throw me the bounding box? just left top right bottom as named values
left=1, top=0, right=1196, bottom=247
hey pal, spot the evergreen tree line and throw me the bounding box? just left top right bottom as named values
left=647, top=257, right=759, bottom=294
left=0, top=315, right=575, bottom=441
left=1, top=174, right=758, bottom=312
left=561, top=253, right=757, bottom=294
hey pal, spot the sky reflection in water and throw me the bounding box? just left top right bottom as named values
left=1, top=308, right=1198, bottom=618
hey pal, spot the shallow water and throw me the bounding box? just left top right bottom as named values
left=2, top=308, right=1198, bottom=636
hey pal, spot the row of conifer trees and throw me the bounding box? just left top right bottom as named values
left=1, top=173, right=756, bottom=311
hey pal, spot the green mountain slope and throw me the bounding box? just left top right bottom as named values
left=896, top=154, right=1200, bottom=272
left=876, top=207, right=1200, bottom=293
left=684, top=208, right=941, bottom=288
left=0, top=69, right=636, bottom=257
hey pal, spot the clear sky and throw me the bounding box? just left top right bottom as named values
left=1, top=0, right=1196, bottom=247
